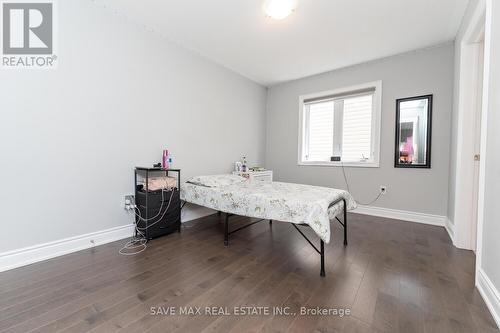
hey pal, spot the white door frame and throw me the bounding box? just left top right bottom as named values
left=470, top=39, right=484, bottom=253
left=475, top=0, right=494, bottom=285
left=452, top=0, right=488, bottom=254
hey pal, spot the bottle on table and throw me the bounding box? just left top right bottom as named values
left=241, top=156, right=247, bottom=172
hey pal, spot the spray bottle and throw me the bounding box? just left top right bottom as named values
left=162, top=150, right=170, bottom=169
left=241, top=156, right=247, bottom=172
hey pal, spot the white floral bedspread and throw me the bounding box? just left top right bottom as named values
left=181, top=180, right=356, bottom=243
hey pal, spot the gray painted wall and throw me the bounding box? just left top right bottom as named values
left=481, top=0, right=500, bottom=298
left=266, top=44, right=454, bottom=216
left=0, top=0, right=266, bottom=253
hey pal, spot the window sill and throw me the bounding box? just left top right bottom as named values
left=298, top=161, right=380, bottom=168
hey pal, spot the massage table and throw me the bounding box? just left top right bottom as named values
left=181, top=175, right=356, bottom=276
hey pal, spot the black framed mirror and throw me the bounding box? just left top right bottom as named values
left=395, top=95, right=432, bottom=168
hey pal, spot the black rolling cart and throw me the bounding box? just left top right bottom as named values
left=134, top=167, right=181, bottom=240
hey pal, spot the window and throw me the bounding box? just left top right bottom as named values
left=299, top=81, right=382, bottom=167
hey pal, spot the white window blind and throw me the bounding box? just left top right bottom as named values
left=301, top=85, right=379, bottom=166
left=342, top=94, right=373, bottom=161
left=305, top=101, right=334, bottom=161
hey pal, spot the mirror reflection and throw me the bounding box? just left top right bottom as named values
left=395, top=95, right=432, bottom=168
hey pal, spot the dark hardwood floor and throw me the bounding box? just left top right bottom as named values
left=0, top=213, right=498, bottom=333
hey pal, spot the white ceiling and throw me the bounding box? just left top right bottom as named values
left=95, top=0, right=469, bottom=86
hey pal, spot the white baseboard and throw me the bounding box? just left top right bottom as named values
left=353, top=205, right=446, bottom=227
left=0, top=205, right=217, bottom=273
left=0, top=205, right=447, bottom=273
left=0, top=224, right=134, bottom=273
left=445, top=217, right=455, bottom=243
left=477, top=268, right=500, bottom=329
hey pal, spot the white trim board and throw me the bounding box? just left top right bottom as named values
left=477, top=268, right=500, bottom=329
left=452, top=0, right=487, bottom=251
left=0, top=224, right=135, bottom=273
left=0, top=205, right=216, bottom=273
left=353, top=205, right=446, bottom=226
left=445, top=218, right=456, bottom=244
left=0, top=205, right=446, bottom=273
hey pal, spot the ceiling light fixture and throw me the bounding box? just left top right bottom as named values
left=263, top=0, right=298, bottom=20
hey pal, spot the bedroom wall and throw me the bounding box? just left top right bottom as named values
left=265, top=43, right=454, bottom=216
left=0, top=0, right=267, bottom=255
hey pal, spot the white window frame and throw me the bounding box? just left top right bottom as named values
left=298, top=81, right=382, bottom=168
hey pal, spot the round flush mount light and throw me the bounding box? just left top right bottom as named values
left=263, top=0, right=298, bottom=20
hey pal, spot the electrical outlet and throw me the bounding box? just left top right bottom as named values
left=125, top=195, right=135, bottom=210
left=380, top=186, right=387, bottom=194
